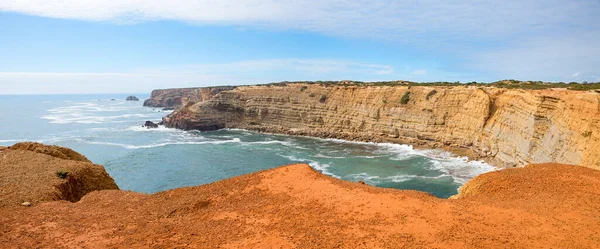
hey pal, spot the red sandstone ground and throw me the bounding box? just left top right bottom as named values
left=1, top=144, right=600, bottom=248
left=0, top=143, right=118, bottom=208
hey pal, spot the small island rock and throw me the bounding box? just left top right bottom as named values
left=144, top=121, right=159, bottom=129
left=126, top=96, right=139, bottom=101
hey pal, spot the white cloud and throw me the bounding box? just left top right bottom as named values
left=412, top=69, right=427, bottom=75
left=1, top=0, right=599, bottom=82
left=572, top=72, right=581, bottom=78
left=467, top=31, right=600, bottom=82
left=0, top=58, right=395, bottom=94
left=1, top=0, right=597, bottom=42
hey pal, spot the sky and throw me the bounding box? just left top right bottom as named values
left=1, top=0, right=599, bottom=94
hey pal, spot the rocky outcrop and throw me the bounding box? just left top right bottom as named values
left=8, top=142, right=91, bottom=162
left=143, top=86, right=236, bottom=108
left=125, top=95, right=139, bottom=101
left=2, top=163, right=600, bottom=248
left=0, top=143, right=118, bottom=207
left=163, top=84, right=600, bottom=169
left=143, top=121, right=159, bottom=128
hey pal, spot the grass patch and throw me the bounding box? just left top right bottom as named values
left=319, top=95, right=327, bottom=103
left=56, top=170, right=69, bottom=179
left=401, top=92, right=410, bottom=105
left=426, top=90, right=437, bottom=100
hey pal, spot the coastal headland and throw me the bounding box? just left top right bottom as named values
left=150, top=82, right=600, bottom=169
left=1, top=143, right=600, bottom=248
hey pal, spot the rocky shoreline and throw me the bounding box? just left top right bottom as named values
left=232, top=123, right=484, bottom=162
left=153, top=84, right=600, bottom=169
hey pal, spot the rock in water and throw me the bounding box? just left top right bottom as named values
left=126, top=96, right=139, bottom=101
left=144, top=121, right=159, bottom=129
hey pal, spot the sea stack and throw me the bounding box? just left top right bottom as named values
left=126, top=96, right=139, bottom=101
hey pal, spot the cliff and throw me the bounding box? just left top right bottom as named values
left=143, top=86, right=236, bottom=108
left=2, top=161, right=600, bottom=248
left=163, top=84, right=600, bottom=169
left=0, top=143, right=118, bottom=207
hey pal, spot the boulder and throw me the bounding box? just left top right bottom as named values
left=126, top=96, right=139, bottom=101
left=144, top=121, right=159, bottom=129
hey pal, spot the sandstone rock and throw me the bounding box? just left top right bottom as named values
left=161, top=84, right=600, bottom=170
left=0, top=143, right=118, bottom=207
left=21, top=202, right=31, bottom=207
left=143, top=86, right=235, bottom=108
left=3, top=163, right=600, bottom=248
left=125, top=95, right=139, bottom=101
left=8, top=142, right=91, bottom=162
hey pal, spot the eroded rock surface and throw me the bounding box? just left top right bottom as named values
left=164, top=84, right=600, bottom=169
left=1, top=163, right=599, bottom=248
left=0, top=143, right=118, bottom=207
left=143, top=86, right=236, bottom=108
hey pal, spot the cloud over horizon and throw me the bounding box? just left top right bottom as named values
left=1, top=0, right=599, bottom=91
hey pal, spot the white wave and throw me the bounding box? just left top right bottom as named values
left=355, top=155, right=385, bottom=159
left=313, top=153, right=346, bottom=159
left=84, top=138, right=242, bottom=149
left=242, top=140, right=295, bottom=146
left=346, top=172, right=453, bottom=185
left=423, top=150, right=496, bottom=184
left=126, top=125, right=179, bottom=133
left=278, top=154, right=338, bottom=178
left=314, top=136, right=494, bottom=184
left=42, top=113, right=157, bottom=124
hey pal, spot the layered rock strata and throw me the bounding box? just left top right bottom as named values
left=163, top=84, right=600, bottom=169
left=143, top=86, right=236, bottom=108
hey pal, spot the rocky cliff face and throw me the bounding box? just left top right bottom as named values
left=163, top=84, right=600, bottom=169
left=143, top=86, right=236, bottom=108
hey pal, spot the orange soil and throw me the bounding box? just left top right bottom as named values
left=2, top=159, right=600, bottom=248
left=0, top=143, right=118, bottom=207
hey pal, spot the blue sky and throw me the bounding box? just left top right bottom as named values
left=1, top=0, right=599, bottom=94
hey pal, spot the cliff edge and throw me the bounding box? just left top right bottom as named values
left=163, top=84, right=600, bottom=169
left=1, top=160, right=600, bottom=248
left=0, top=142, right=119, bottom=207
left=143, top=86, right=236, bottom=108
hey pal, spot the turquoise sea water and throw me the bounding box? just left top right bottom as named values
left=0, top=94, right=495, bottom=198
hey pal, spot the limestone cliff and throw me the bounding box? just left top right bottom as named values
left=163, top=84, right=600, bottom=169
left=143, top=86, right=236, bottom=107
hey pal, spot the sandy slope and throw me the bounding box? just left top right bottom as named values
left=1, top=157, right=600, bottom=248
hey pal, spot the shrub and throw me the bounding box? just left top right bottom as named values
left=56, top=170, right=69, bottom=179
left=382, top=99, right=387, bottom=104
left=426, top=90, right=437, bottom=100
left=400, top=92, right=410, bottom=104
left=309, top=93, right=316, bottom=97
left=300, top=86, right=308, bottom=92
left=319, top=95, right=327, bottom=103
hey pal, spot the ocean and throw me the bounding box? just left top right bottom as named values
left=0, top=94, right=495, bottom=198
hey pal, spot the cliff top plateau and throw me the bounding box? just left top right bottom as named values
left=1, top=143, right=600, bottom=248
